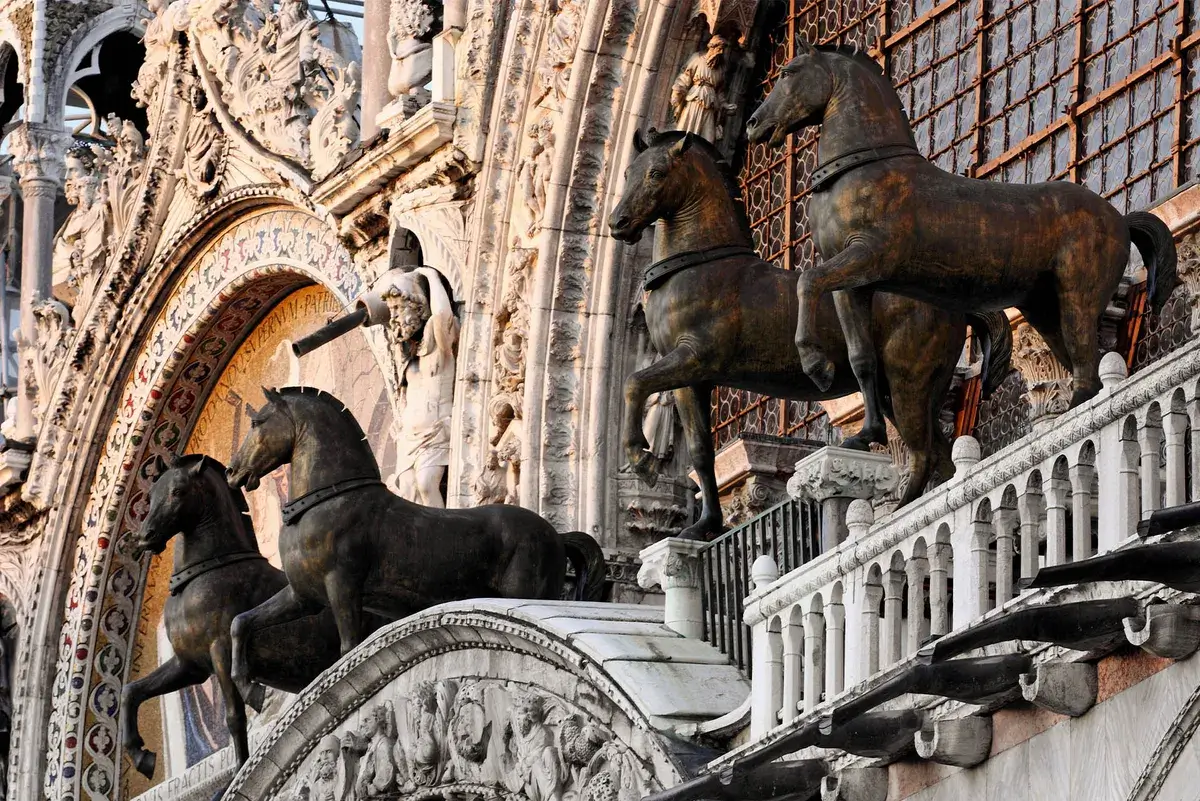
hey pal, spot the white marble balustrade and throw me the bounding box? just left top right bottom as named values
left=742, top=344, right=1200, bottom=738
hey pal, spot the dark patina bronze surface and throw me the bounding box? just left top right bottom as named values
left=747, top=42, right=1178, bottom=409
left=119, top=455, right=380, bottom=781
left=1023, top=541, right=1200, bottom=593
left=609, top=129, right=1012, bottom=539
left=225, top=387, right=607, bottom=701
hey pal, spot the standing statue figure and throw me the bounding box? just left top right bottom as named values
left=638, top=350, right=676, bottom=462
left=54, top=150, right=110, bottom=316
left=344, top=702, right=406, bottom=796
left=670, top=35, right=732, bottom=143
left=387, top=0, right=437, bottom=109
left=380, top=268, right=459, bottom=508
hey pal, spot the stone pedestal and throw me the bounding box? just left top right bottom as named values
left=787, top=447, right=898, bottom=551
left=689, top=434, right=822, bottom=526
left=0, top=442, right=31, bottom=491
left=637, top=538, right=705, bottom=639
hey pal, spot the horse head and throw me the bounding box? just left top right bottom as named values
left=609, top=129, right=704, bottom=243
left=746, top=40, right=834, bottom=146
left=134, top=454, right=215, bottom=559
left=227, top=387, right=295, bottom=492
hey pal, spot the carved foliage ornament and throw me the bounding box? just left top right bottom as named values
left=1012, top=321, right=1072, bottom=421
left=278, top=678, right=655, bottom=801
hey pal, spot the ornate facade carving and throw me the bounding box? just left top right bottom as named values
left=6, top=301, right=71, bottom=438
left=624, top=499, right=689, bottom=541
left=7, top=124, right=69, bottom=187
left=386, top=0, right=438, bottom=112
left=1012, top=321, right=1072, bottom=422
left=277, top=677, right=655, bottom=801
left=179, top=85, right=228, bottom=199
left=1175, top=233, right=1200, bottom=331
left=670, top=34, right=734, bottom=143
left=786, top=446, right=899, bottom=503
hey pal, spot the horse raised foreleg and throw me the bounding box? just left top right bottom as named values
left=834, top=288, right=888, bottom=450
left=622, top=344, right=702, bottom=487
left=325, top=569, right=365, bottom=656
left=796, top=242, right=883, bottom=392
left=231, top=584, right=320, bottom=711
left=120, top=655, right=205, bottom=778
left=675, top=384, right=720, bottom=540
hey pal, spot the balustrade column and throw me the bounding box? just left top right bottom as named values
left=1163, top=410, right=1188, bottom=507
left=802, top=608, right=825, bottom=713
left=929, top=541, right=951, bottom=636
left=1017, top=488, right=1043, bottom=580
left=859, top=583, right=883, bottom=680
left=1068, top=461, right=1094, bottom=561
left=8, top=125, right=67, bottom=443
left=881, top=570, right=904, bottom=666
left=1139, top=420, right=1164, bottom=518
left=825, top=595, right=845, bottom=697
left=1097, top=356, right=1133, bottom=550
left=781, top=615, right=803, bottom=724
left=994, top=507, right=1017, bottom=606
left=904, top=555, right=929, bottom=655
left=750, top=619, right=784, bottom=738
left=1188, top=399, right=1200, bottom=502
left=1044, top=477, right=1069, bottom=566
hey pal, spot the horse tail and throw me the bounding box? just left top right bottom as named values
left=562, top=531, right=607, bottom=601
left=965, top=311, right=1013, bottom=399
left=1126, top=210, right=1178, bottom=314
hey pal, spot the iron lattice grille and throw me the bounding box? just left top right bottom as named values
left=717, top=0, right=1200, bottom=449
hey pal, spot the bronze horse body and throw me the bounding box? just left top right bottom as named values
left=747, top=42, right=1177, bottom=409
left=225, top=387, right=606, bottom=700
left=609, top=130, right=1012, bottom=539
left=121, top=455, right=375, bottom=782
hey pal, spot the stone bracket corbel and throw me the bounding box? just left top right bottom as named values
left=1019, top=661, right=1097, bottom=717
left=1124, top=603, right=1200, bottom=659
left=914, top=716, right=993, bottom=767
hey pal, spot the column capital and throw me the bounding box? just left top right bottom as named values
left=637, top=537, right=706, bottom=592
left=8, top=124, right=70, bottom=187
left=787, top=446, right=898, bottom=502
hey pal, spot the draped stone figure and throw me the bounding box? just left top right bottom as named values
left=382, top=268, right=459, bottom=507
left=670, top=35, right=731, bottom=143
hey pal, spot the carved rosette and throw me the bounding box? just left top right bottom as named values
left=1012, top=321, right=1072, bottom=422
left=787, top=446, right=899, bottom=503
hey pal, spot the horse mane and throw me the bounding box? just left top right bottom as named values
left=276, top=386, right=373, bottom=445
left=174, top=453, right=260, bottom=546
left=646, top=129, right=754, bottom=241
left=814, top=43, right=885, bottom=76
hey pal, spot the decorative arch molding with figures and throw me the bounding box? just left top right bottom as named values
left=37, top=205, right=387, bottom=801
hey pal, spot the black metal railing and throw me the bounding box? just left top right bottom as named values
left=700, top=497, right=821, bottom=675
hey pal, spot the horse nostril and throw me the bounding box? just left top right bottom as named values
left=614, top=215, right=630, bottom=229
left=747, top=115, right=759, bottom=128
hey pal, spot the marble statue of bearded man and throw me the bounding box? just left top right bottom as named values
left=382, top=268, right=459, bottom=507
left=670, top=34, right=730, bottom=143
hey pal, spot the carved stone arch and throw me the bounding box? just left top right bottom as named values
left=224, top=600, right=746, bottom=800
left=32, top=206, right=376, bottom=801
left=41, top=6, right=147, bottom=132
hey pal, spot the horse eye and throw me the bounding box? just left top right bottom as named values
left=649, top=169, right=664, bottom=180
left=250, top=418, right=261, bottom=428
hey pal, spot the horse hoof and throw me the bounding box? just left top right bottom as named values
left=131, top=747, right=157, bottom=778
left=628, top=451, right=660, bottom=488
left=678, top=520, right=717, bottom=541
left=800, top=349, right=836, bottom=392
left=842, top=431, right=878, bottom=451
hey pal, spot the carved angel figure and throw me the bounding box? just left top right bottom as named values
left=505, top=692, right=563, bottom=801
left=378, top=268, right=459, bottom=508
left=670, top=35, right=732, bottom=143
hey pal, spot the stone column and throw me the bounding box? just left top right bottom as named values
left=6, top=125, right=66, bottom=445
left=637, top=538, right=706, bottom=639
left=787, top=446, right=898, bottom=552
left=360, top=0, right=393, bottom=140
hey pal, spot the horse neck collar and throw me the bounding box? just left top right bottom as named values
left=281, top=475, right=383, bottom=526
left=643, top=245, right=759, bottom=291
left=810, top=143, right=920, bottom=191
left=169, top=551, right=265, bottom=596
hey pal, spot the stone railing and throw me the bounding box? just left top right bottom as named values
left=736, top=343, right=1200, bottom=738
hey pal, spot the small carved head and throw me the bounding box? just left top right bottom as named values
left=313, top=733, right=341, bottom=779
left=63, top=150, right=99, bottom=208
left=227, top=388, right=295, bottom=493
left=135, top=454, right=214, bottom=559
left=510, top=691, right=548, bottom=735
left=609, top=129, right=700, bottom=244
left=746, top=40, right=834, bottom=146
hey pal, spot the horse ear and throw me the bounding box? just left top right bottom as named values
left=632, top=129, right=648, bottom=153
left=154, top=454, right=169, bottom=476
left=168, top=453, right=183, bottom=469
left=244, top=401, right=259, bottom=420
left=263, top=387, right=282, bottom=404
left=795, top=39, right=816, bottom=56
left=668, top=132, right=695, bottom=159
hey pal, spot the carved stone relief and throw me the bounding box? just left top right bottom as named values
left=178, top=84, right=228, bottom=199
left=275, top=678, right=656, bottom=801
left=386, top=0, right=438, bottom=114
left=6, top=301, right=71, bottom=437
left=669, top=34, right=734, bottom=144
left=1012, top=321, right=1072, bottom=423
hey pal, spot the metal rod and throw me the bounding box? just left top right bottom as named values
left=291, top=307, right=369, bottom=358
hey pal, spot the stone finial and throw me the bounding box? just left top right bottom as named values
left=638, top=538, right=707, bottom=638
left=787, top=447, right=899, bottom=503
left=914, top=716, right=992, bottom=767
left=846, top=500, right=873, bottom=540
left=1099, top=351, right=1128, bottom=390
left=1019, top=662, right=1097, bottom=717
left=750, top=554, right=779, bottom=591
left=951, top=436, right=981, bottom=477
left=1124, top=603, right=1200, bottom=659
left=820, top=768, right=888, bottom=801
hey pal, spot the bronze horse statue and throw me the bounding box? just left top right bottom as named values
left=608, top=129, right=1012, bottom=538
left=747, top=42, right=1177, bottom=409
left=120, top=455, right=377, bottom=782
left=226, top=387, right=607, bottom=700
